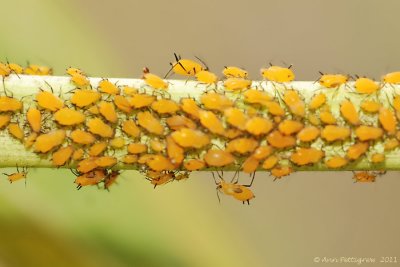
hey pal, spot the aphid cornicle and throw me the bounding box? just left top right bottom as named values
left=3, top=165, right=28, bottom=183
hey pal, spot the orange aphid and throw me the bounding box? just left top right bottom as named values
left=137, top=111, right=164, bottom=135
left=52, top=146, right=74, bottom=166
left=171, top=128, right=210, bottom=148
left=142, top=68, right=169, bottom=90
left=361, top=100, right=380, bottom=113
left=223, top=78, right=252, bottom=91
left=262, top=155, right=279, bottom=170
left=122, top=154, right=138, bottom=164
left=0, top=114, right=11, bottom=129
left=200, top=92, right=233, bottom=112
left=379, top=107, right=397, bottom=135
left=95, top=156, right=117, bottom=167
left=166, top=136, right=184, bottom=165
left=321, top=125, right=350, bottom=142
left=151, top=99, right=180, bottom=115
left=127, top=143, right=148, bottom=154
left=319, top=74, right=348, bottom=88
left=319, top=109, right=337, bottom=125
left=26, top=108, right=41, bottom=132
left=371, top=153, right=385, bottom=163
left=98, top=101, right=118, bottom=123
left=110, top=137, right=125, bottom=149
left=223, top=128, right=244, bottom=139
left=340, top=99, right=359, bottom=125
left=137, top=154, right=156, bottom=164
left=297, top=126, right=320, bottom=142
left=72, top=148, right=84, bottom=161
left=123, top=86, right=138, bottom=96
left=88, top=142, right=108, bottom=156
left=180, top=98, right=201, bottom=119
left=3, top=166, right=28, bottom=183
left=166, top=115, right=196, bottom=130
left=243, top=89, right=271, bottom=105
left=74, top=169, right=107, bottom=189
left=264, top=101, right=285, bottom=116
left=217, top=179, right=255, bottom=204
left=127, top=93, right=155, bottom=109
left=223, top=66, right=248, bottom=78
left=270, top=166, right=293, bottom=179
left=261, top=65, right=295, bottom=82
left=245, top=116, right=273, bottom=136
left=24, top=132, right=38, bottom=148
left=0, top=62, right=11, bottom=77
left=24, top=64, right=52, bottom=76
left=290, top=148, right=324, bottom=166
left=36, top=91, right=64, bottom=111
left=113, top=95, right=132, bottom=113
left=224, top=108, right=247, bottom=130
left=70, top=130, right=96, bottom=145
left=352, top=171, right=377, bottom=183
left=393, top=95, right=400, bottom=112
left=382, top=71, right=400, bottom=84
left=308, top=113, right=320, bottom=126
left=199, top=110, right=225, bottom=135
left=70, top=73, right=90, bottom=88
left=266, top=130, right=296, bottom=149
left=283, top=90, right=305, bottom=117
left=0, top=96, right=22, bottom=112
left=146, top=155, right=175, bottom=171
left=252, top=145, right=274, bottom=160
left=87, top=118, right=114, bottom=138
left=355, top=125, right=383, bottom=141
left=66, top=67, right=85, bottom=76
left=122, top=120, right=141, bottom=138
left=346, top=142, right=369, bottom=160
left=149, top=138, right=165, bottom=152
left=98, top=79, right=119, bottom=95
left=145, top=171, right=174, bottom=188
left=355, top=77, right=380, bottom=94
left=226, top=138, right=258, bottom=154
left=77, top=158, right=98, bottom=173
left=242, top=156, right=260, bottom=174
left=71, top=89, right=101, bottom=108
left=384, top=138, right=399, bottom=151
left=184, top=159, right=206, bottom=171
left=54, top=108, right=85, bottom=126
left=309, top=93, right=326, bottom=110
left=204, top=149, right=235, bottom=167
left=87, top=105, right=99, bottom=115
left=34, top=130, right=66, bottom=153
left=8, top=123, right=24, bottom=140
left=196, top=70, right=218, bottom=84
left=325, top=156, right=348, bottom=169
left=278, top=120, right=304, bottom=135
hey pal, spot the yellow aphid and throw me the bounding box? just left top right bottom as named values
left=0, top=96, right=22, bottom=112
left=110, top=137, right=125, bottom=149
left=195, top=70, right=218, bottom=84
left=98, top=79, right=119, bottom=94
left=261, top=65, right=295, bottom=82
left=223, top=128, right=244, bottom=139
left=199, top=110, right=225, bottom=135
left=180, top=98, right=201, bottom=119
left=26, top=108, right=41, bottom=132
left=200, top=92, right=233, bottom=112
left=340, top=99, right=359, bottom=125
left=171, top=128, right=210, bottom=149
left=8, top=63, right=23, bottom=74
left=382, top=71, right=400, bottom=84
left=0, top=62, right=11, bottom=77
left=166, top=136, right=184, bottom=165
left=123, top=86, right=138, bottom=96
left=252, top=145, right=273, bottom=160
left=355, top=77, right=380, bottom=94
left=71, top=89, right=101, bottom=108
left=325, top=156, right=348, bottom=169
left=223, top=78, right=252, bottom=91
left=34, top=130, right=66, bottom=153
left=36, top=91, right=64, bottom=111
left=70, top=73, right=90, bottom=88
left=143, top=69, right=169, bottom=90
left=95, top=156, right=117, bottom=167
left=223, top=66, right=248, bottom=78
left=137, top=111, right=164, bottom=135
left=246, top=106, right=259, bottom=117
left=321, top=125, right=350, bottom=142
left=393, top=95, right=400, bottom=112
left=149, top=138, right=165, bottom=152
left=146, top=155, right=175, bottom=171
left=24, top=64, right=52, bottom=76
left=278, top=120, right=304, bottom=135
left=87, top=118, right=114, bottom=138
left=54, top=108, right=85, bottom=126
left=224, top=108, right=247, bottom=130
left=262, top=155, right=279, bottom=170
left=66, top=67, right=85, bottom=76
left=3, top=166, right=28, bottom=183
left=290, top=148, right=324, bottom=166
left=88, top=142, right=108, bottom=156
left=226, top=138, right=258, bottom=155
left=8, top=123, right=24, bottom=141
left=0, top=114, right=11, bottom=129
left=52, top=146, right=74, bottom=166
left=122, top=154, right=138, bottom=164
left=379, top=107, right=397, bottom=135
left=127, top=93, right=156, bottom=109
left=166, top=115, right=197, bottom=130
left=309, top=93, right=326, bottom=110
left=241, top=156, right=260, bottom=174
left=204, top=149, right=235, bottom=167
left=113, top=95, right=132, bottom=113
left=74, top=169, right=107, bottom=189
left=122, top=120, right=141, bottom=138
left=361, top=100, right=380, bottom=113
left=371, top=153, right=385, bottom=163
left=77, top=158, right=98, bottom=173
left=320, top=110, right=337, bottom=125
left=308, top=113, right=320, bottom=126
left=70, top=130, right=96, bottom=145
left=318, top=74, right=348, bottom=88
left=127, top=143, right=148, bottom=154
left=346, top=142, right=369, bottom=160
left=297, top=126, right=320, bottom=142
left=243, top=89, right=271, bottom=105
left=266, top=130, right=296, bottom=149
left=264, top=101, right=285, bottom=116
left=98, top=101, right=118, bottom=123
left=24, top=132, right=38, bottom=148
left=171, top=54, right=204, bottom=76
left=384, top=138, right=399, bottom=151
left=151, top=99, right=180, bottom=115
left=184, top=159, right=206, bottom=171
left=270, top=165, right=293, bottom=179
left=72, top=148, right=84, bottom=161
left=355, top=125, right=383, bottom=141
left=245, top=116, right=273, bottom=136
left=283, top=90, right=305, bottom=117
left=87, top=105, right=99, bottom=115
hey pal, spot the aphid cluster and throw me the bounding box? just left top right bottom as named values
left=1, top=57, right=400, bottom=204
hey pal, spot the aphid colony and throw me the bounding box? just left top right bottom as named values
left=1, top=56, right=400, bottom=204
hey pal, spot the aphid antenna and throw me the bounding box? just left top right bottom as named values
left=230, top=169, right=240, bottom=184
left=43, top=80, right=55, bottom=93
left=70, top=168, right=80, bottom=177
left=194, top=55, right=209, bottom=71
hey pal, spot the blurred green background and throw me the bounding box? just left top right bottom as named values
left=1, top=0, right=400, bottom=266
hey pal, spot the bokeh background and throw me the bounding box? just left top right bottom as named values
left=1, top=0, right=400, bottom=266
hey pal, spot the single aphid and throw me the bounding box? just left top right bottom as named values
left=88, top=142, right=108, bottom=156
left=308, top=113, right=321, bottom=126
left=370, top=153, right=385, bottom=163
left=252, top=145, right=274, bottom=160
left=166, top=136, right=184, bottom=165
left=262, top=155, right=279, bottom=170
left=361, top=100, right=380, bottom=113
left=7, top=62, right=23, bottom=74
left=200, top=92, right=233, bottom=112
left=283, top=90, right=305, bottom=117
left=166, top=115, right=197, bottom=130
left=297, top=126, right=320, bottom=142
left=290, top=148, right=324, bottom=166
left=146, top=155, right=175, bottom=171
left=318, top=73, right=348, bottom=88
left=0, top=96, right=22, bottom=112
left=226, top=138, right=259, bottom=155
left=137, top=111, right=164, bottom=135
left=270, top=166, right=293, bottom=180
left=309, top=93, right=326, bottom=110
left=71, top=89, right=101, bottom=108
left=320, top=109, right=337, bottom=125
left=180, top=98, right=201, bottom=119
left=77, top=158, right=98, bottom=173
left=340, top=99, right=360, bottom=125
left=3, top=165, right=28, bottom=183
left=26, top=108, right=42, bottom=133
left=72, top=148, right=85, bottom=161
left=266, top=130, right=296, bottom=149
left=223, top=78, right=252, bottom=91
left=195, top=70, right=218, bottom=84
left=122, top=154, right=138, bottom=164
left=95, top=156, right=117, bottom=168
left=242, top=156, right=260, bottom=174
left=264, top=101, right=285, bottom=116
left=151, top=99, right=180, bottom=115
left=204, top=149, right=235, bottom=167
left=183, top=159, right=206, bottom=171
left=381, top=71, right=400, bottom=84
left=325, top=156, right=348, bottom=169
left=144, top=171, right=174, bottom=188
left=110, top=137, right=125, bottom=149
left=66, top=67, right=85, bottom=76
left=321, top=125, right=351, bottom=142
left=8, top=123, right=24, bottom=141
left=245, top=116, right=273, bottom=136
left=70, top=73, right=90, bottom=88
left=127, top=93, right=156, bottom=109
left=243, top=89, right=271, bottom=106
left=73, top=169, right=107, bottom=189
left=52, top=146, right=74, bottom=167
left=87, top=118, right=114, bottom=138
left=0, top=114, right=11, bottom=129
left=199, top=110, right=225, bottom=135
left=70, top=129, right=96, bottom=145
left=36, top=91, right=64, bottom=112
left=98, top=79, right=119, bottom=95
left=346, top=142, right=369, bottom=161
left=354, top=125, right=383, bottom=141
left=34, top=130, right=66, bottom=153
left=168, top=53, right=205, bottom=77
left=171, top=128, right=210, bottom=149
left=261, top=65, right=295, bottom=82
left=122, top=120, right=141, bottom=138
left=142, top=67, right=169, bottom=90
left=113, top=95, right=132, bottom=113
left=54, top=108, right=85, bottom=126
left=149, top=138, right=165, bottom=152
left=378, top=107, right=397, bottom=135
left=223, top=128, right=244, bottom=139
left=354, top=77, right=380, bottom=94
left=224, top=107, right=247, bottom=130
left=278, top=120, right=304, bottom=135
left=127, top=143, right=148, bottom=154
left=98, top=101, right=118, bottom=123
left=123, top=86, right=138, bottom=96
left=222, top=66, right=248, bottom=78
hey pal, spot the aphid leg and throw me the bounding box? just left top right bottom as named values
left=243, top=172, right=256, bottom=187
